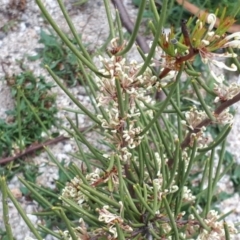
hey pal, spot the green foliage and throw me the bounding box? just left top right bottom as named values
left=29, top=30, right=85, bottom=86
left=0, top=71, right=58, bottom=158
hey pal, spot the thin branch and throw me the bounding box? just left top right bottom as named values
left=181, top=92, right=240, bottom=149
left=0, top=126, right=90, bottom=165
left=0, top=135, right=69, bottom=165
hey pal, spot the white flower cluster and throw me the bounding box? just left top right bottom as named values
left=97, top=205, right=133, bottom=238
left=96, top=38, right=156, bottom=160
left=60, top=176, right=88, bottom=207
left=182, top=106, right=208, bottom=147
left=183, top=104, right=233, bottom=147
left=196, top=14, right=238, bottom=81
left=198, top=210, right=237, bottom=240
left=182, top=186, right=196, bottom=203
left=60, top=169, right=103, bottom=206
left=184, top=210, right=238, bottom=239
left=214, top=108, right=233, bottom=125
left=214, top=82, right=240, bottom=102
left=152, top=176, right=179, bottom=201
left=183, top=106, right=207, bottom=130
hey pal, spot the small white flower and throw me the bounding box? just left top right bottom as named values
left=211, top=60, right=237, bottom=72
left=184, top=106, right=207, bottom=130
left=224, top=32, right=240, bottom=41
left=182, top=186, right=196, bottom=202
left=223, top=39, right=240, bottom=48
left=215, top=108, right=233, bottom=125
left=97, top=205, right=123, bottom=224
left=214, top=82, right=240, bottom=102
left=108, top=226, right=118, bottom=238
left=201, top=39, right=210, bottom=46
left=207, top=14, right=217, bottom=31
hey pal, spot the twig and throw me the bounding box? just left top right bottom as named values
left=181, top=92, right=240, bottom=149
left=0, top=135, right=69, bottom=165
left=0, top=126, right=91, bottom=164
left=111, top=0, right=150, bottom=53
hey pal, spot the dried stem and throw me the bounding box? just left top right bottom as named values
left=0, top=126, right=89, bottom=165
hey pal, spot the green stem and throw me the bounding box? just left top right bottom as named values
left=197, top=124, right=231, bottom=152
left=149, top=0, right=160, bottom=22
left=61, top=197, right=100, bottom=223
left=21, top=91, right=50, bottom=137
left=35, top=0, right=104, bottom=76
left=228, top=47, right=240, bottom=72
left=166, top=139, right=180, bottom=188
left=116, top=9, right=124, bottom=44
left=133, top=184, right=155, bottom=216
left=191, top=80, right=215, bottom=121
left=19, top=177, right=52, bottom=208
left=44, top=147, right=72, bottom=180
left=0, top=177, right=14, bottom=240
left=38, top=225, right=61, bottom=238
left=117, top=0, right=147, bottom=55
left=205, top=148, right=215, bottom=216
left=224, top=221, right=231, bottom=240
left=162, top=87, right=185, bottom=119
left=17, top=87, right=23, bottom=151
left=212, top=140, right=226, bottom=191
left=80, top=183, right=121, bottom=209
left=57, top=0, right=92, bottom=62
left=73, top=135, right=92, bottom=172
left=104, top=0, right=115, bottom=38
left=116, top=223, right=125, bottom=239
left=115, top=156, right=124, bottom=210
left=6, top=182, right=42, bottom=239
left=176, top=79, right=183, bottom=142
left=67, top=117, right=107, bottom=165
left=46, top=65, right=101, bottom=124
left=115, top=77, right=125, bottom=118
left=155, top=121, right=173, bottom=159
left=186, top=62, right=216, bottom=96
left=181, top=139, right=197, bottom=187
left=140, top=76, right=179, bottom=136
left=138, top=0, right=168, bottom=76
left=53, top=207, right=77, bottom=240
left=162, top=197, right=179, bottom=240
left=191, top=207, right=211, bottom=231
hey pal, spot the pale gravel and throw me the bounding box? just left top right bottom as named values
left=0, top=0, right=240, bottom=239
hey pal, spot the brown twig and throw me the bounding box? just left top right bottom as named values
left=0, top=126, right=91, bottom=164
left=111, top=0, right=150, bottom=54
left=181, top=92, right=240, bottom=149
left=0, top=135, right=69, bottom=165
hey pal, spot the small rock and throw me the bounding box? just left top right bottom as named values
left=63, top=143, right=72, bottom=153
left=10, top=188, right=22, bottom=199
left=0, top=32, right=6, bottom=40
